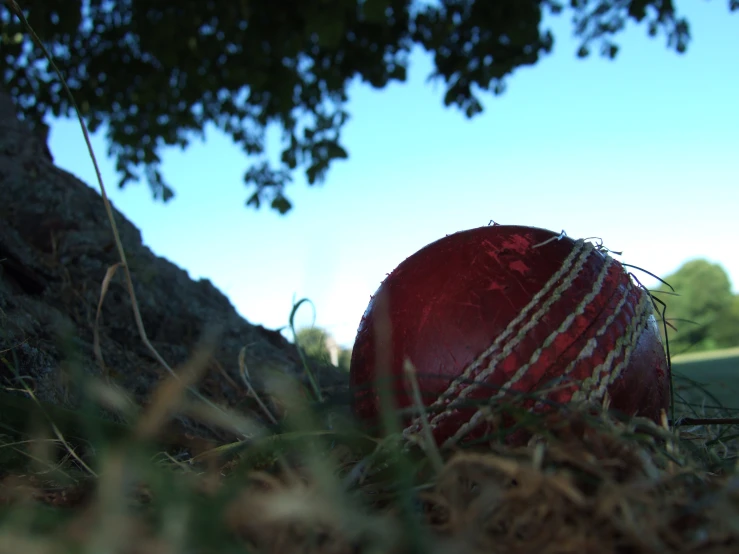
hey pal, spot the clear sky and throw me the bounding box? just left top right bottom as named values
left=47, top=1, right=738, bottom=348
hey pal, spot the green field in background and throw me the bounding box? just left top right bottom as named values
left=671, top=348, right=739, bottom=415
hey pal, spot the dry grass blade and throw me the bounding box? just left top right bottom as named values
left=93, top=262, right=124, bottom=379
left=238, top=346, right=278, bottom=425
left=226, top=468, right=403, bottom=554
left=134, top=328, right=220, bottom=442
left=418, top=414, right=739, bottom=554
left=5, top=0, right=232, bottom=423
left=403, top=359, right=444, bottom=474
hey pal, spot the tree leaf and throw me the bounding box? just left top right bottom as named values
left=0, top=0, right=710, bottom=214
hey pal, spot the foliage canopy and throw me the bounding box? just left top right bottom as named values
left=2, top=0, right=736, bottom=213
left=296, top=326, right=335, bottom=365
left=295, top=326, right=351, bottom=371
left=656, top=259, right=739, bottom=354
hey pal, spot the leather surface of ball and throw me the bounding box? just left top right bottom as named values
left=349, top=225, right=670, bottom=447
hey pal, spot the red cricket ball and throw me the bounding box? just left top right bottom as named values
left=349, top=225, right=670, bottom=447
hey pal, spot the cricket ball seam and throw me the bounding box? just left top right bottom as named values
left=420, top=238, right=592, bottom=418
left=440, top=251, right=614, bottom=447
left=406, top=239, right=598, bottom=438
left=453, top=245, right=614, bottom=405
left=402, top=246, right=655, bottom=448
left=583, top=291, right=655, bottom=404
left=442, top=265, right=652, bottom=447
left=530, top=281, right=633, bottom=411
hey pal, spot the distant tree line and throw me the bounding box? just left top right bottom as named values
left=653, top=259, right=739, bottom=355
left=295, top=326, right=352, bottom=372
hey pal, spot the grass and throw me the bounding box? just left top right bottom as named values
left=3, top=4, right=739, bottom=552
left=3, top=363, right=739, bottom=554
left=668, top=348, right=739, bottom=467
left=673, top=349, right=739, bottom=413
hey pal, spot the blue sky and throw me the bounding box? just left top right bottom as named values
left=48, top=1, right=738, bottom=348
